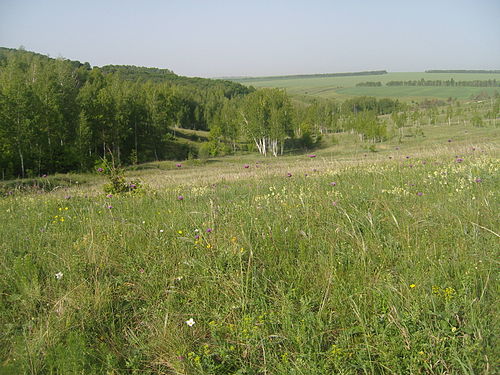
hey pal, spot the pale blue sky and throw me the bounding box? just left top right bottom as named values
left=1, top=0, right=499, bottom=77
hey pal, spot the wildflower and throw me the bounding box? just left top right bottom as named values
left=64, top=195, right=71, bottom=199
left=139, top=268, right=145, bottom=273
left=475, top=178, right=482, bottom=183
left=55, top=272, right=63, bottom=280
left=308, top=154, right=316, bottom=158
left=417, top=192, right=423, bottom=196
left=406, top=156, right=410, bottom=159
left=97, top=167, right=104, bottom=172
left=178, top=230, right=183, bottom=234
left=106, top=194, right=113, bottom=198
left=159, top=229, right=164, bottom=233
left=330, top=182, right=337, bottom=186
left=176, top=163, right=182, bottom=168
left=185, top=318, right=195, bottom=327
left=448, top=139, right=452, bottom=142
left=206, top=244, right=212, bottom=249
left=455, top=158, right=463, bottom=163
left=206, top=228, right=212, bottom=233
left=410, top=284, right=416, bottom=288
left=107, top=205, right=113, bottom=209
left=332, top=201, right=338, bottom=206
left=177, top=195, right=184, bottom=200
left=194, top=235, right=200, bottom=240
left=130, top=183, right=137, bottom=189
left=244, top=164, right=249, bottom=168
left=286, top=172, right=292, bottom=177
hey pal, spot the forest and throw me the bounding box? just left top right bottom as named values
left=0, top=48, right=401, bottom=179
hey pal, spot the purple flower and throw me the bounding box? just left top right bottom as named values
left=106, top=194, right=113, bottom=198
left=97, top=167, right=104, bottom=173
left=406, top=156, right=410, bottom=159
left=416, top=192, right=423, bottom=196
left=176, top=164, right=182, bottom=168
left=195, top=235, right=200, bottom=240
left=286, top=172, right=292, bottom=177
left=177, top=195, right=184, bottom=200
left=206, top=228, right=212, bottom=233
left=107, top=205, right=113, bottom=209
left=455, top=158, right=463, bottom=163
left=448, top=139, right=452, bottom=142
left=244, top=164, right=249, bottom=168
left=130, top=183, right=137, bottom=189
left=308, top=154, right=316, bottom=158
left=330, top=182, right=337, bottom=186
left=64, top=195, right=71, bottom=200
left=332, top=201, right=338, bottom=206
left=475, top=178, right=482, bottom=183
left=42, top=174, right=47, bottom=178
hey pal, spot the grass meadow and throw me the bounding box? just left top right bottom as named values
left=232, top=72, right=500, bottom=100
left=0, top=122, right=499, bottom=374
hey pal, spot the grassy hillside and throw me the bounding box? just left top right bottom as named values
left=233, top=72, right=500, bottom=100
left=1, top=118, right=498, bottom=374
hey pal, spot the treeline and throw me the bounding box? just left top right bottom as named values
left=234, top=70, right=388, bottom=82
left=207, top=95, right=402, bottom=155
left=386, top=79, right=499, bottom=87
left=425, top=70, right=500, bottom=74
left=0, top=48, right=404, bottom=179
left=0, top=48, right=252, bottom=178
left=356, top=79, right=499, bottom=87
left=356, top=81, right=382, bottom=87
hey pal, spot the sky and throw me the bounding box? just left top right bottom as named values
left=1, top=0, right=499, bottom=78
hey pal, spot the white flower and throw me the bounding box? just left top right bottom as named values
left=159, top=229, right=164, bottom=233
left=185, top=318, right=195, bottom=327
left=55, top=272, right=63, bottom=280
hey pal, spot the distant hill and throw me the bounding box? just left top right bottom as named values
left=100, top=64, right=251, bottom=97
left=230, top=70, right=388, bottom=82
left=425, top=70, right=500, bottom=74
left=0, top=47, right=251, bottom=98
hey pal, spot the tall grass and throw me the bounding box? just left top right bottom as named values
left=0, top=133, right=498, bottom=374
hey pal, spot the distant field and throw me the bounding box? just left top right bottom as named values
left=232, top=72, right=500, bottom=100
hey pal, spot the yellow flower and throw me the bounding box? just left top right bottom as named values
left=178, top=230, right=183, bottom=234
left=206, top=244, right=212, bottom=249
left=410, top=284, right=416, bottom=288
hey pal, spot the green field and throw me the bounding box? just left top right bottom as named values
left=1, top=118, right=499, bottom=374
left=233, top=72, right=500, bottom=100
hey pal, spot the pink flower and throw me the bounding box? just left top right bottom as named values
left=177, top=195, right=184, bottom=200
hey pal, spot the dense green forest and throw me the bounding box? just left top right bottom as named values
left=0, top=48, right=254, bottom=178
left=0, top=48, right=406, bottom=179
